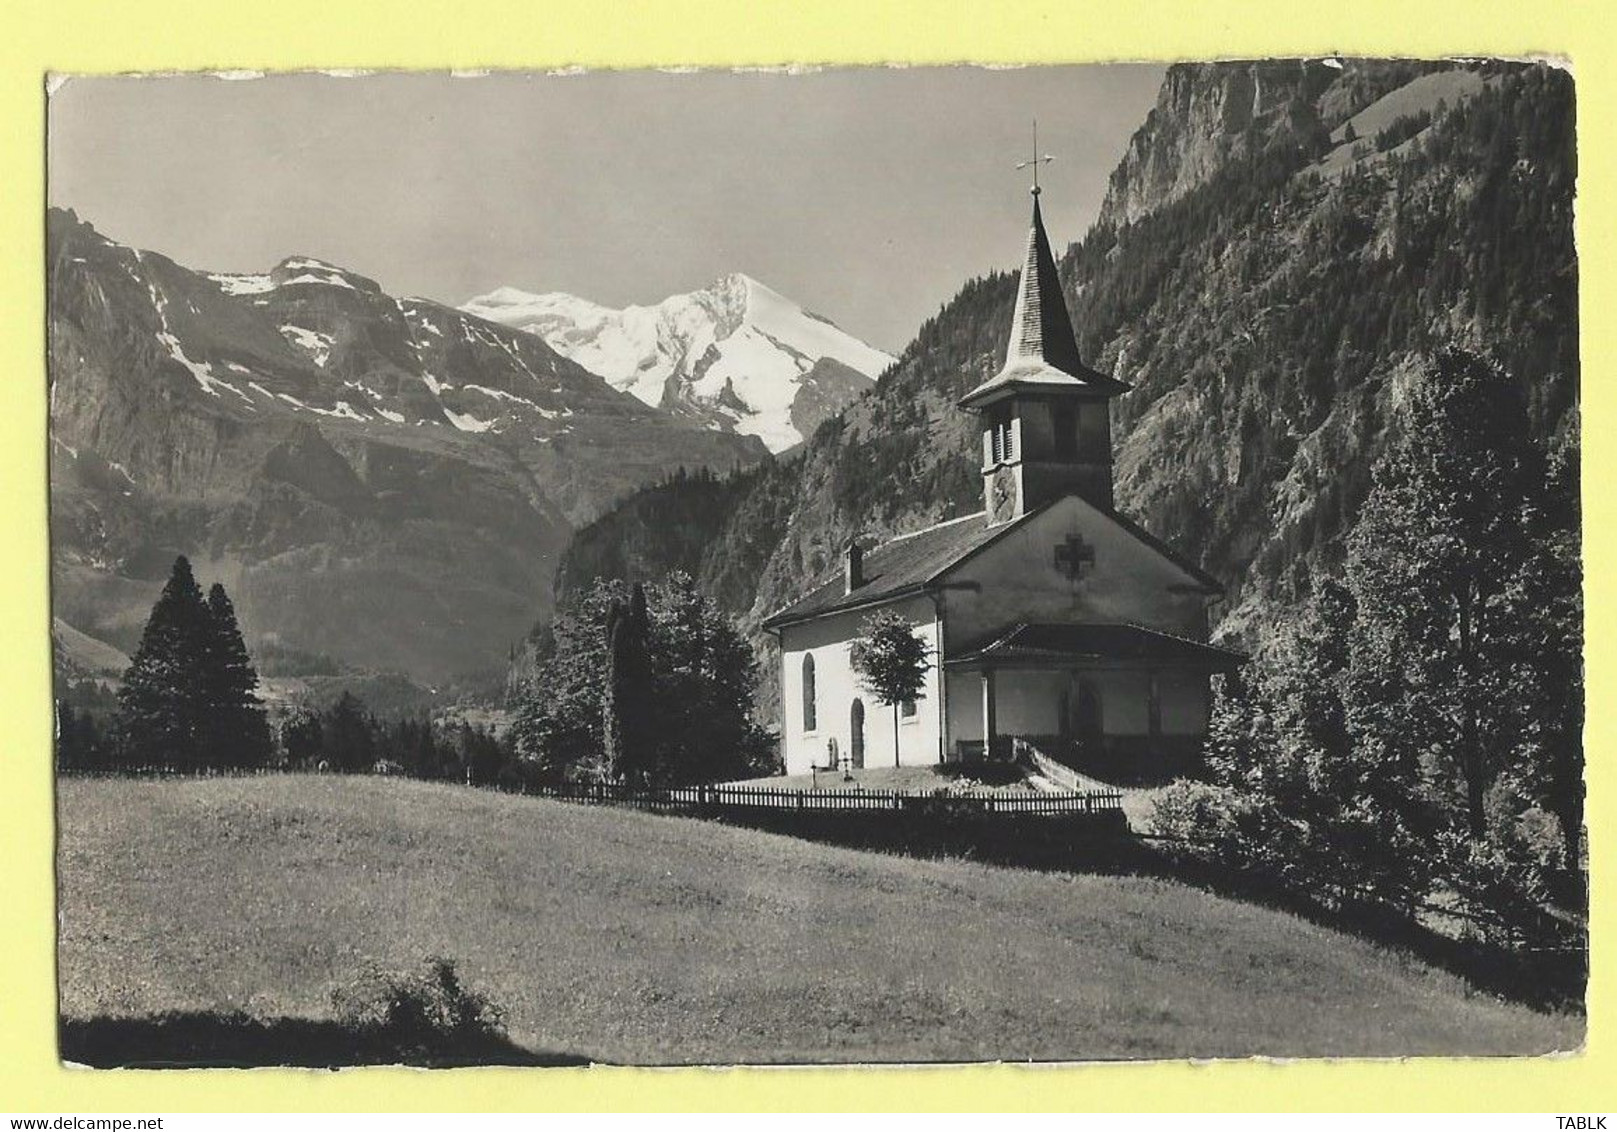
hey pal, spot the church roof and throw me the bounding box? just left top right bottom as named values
left=760, top=493, right=1223, bottom=632
left=948, top=622, right=1246, bottom=670
left=958, top=193, right=1128, bottom=410
left=760, top=510, right=1030, bottom=630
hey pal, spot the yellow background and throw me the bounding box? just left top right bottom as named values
left=2, top=0, right=1609, bottom=1112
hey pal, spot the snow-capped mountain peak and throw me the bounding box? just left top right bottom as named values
left=462, top=273, right=894, bottom=452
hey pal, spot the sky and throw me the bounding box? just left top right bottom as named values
left=49, top=66, right=1164, bottom=353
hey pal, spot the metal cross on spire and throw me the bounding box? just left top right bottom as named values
left=1016, top=118, right=1055, bottom=195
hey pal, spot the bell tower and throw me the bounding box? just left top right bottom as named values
left=959, top=179, right=1128, bottom=525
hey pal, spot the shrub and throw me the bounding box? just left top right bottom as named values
left=1150, top=778, right=1256, bottom=858
left=330, top=957, right=507, bottom=1061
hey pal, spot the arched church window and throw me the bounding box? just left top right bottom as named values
left=802, top=653, right=817, bottom=732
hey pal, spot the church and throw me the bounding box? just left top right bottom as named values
left=762, top=183, right=1243, bottom=785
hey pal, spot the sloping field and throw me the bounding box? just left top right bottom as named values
left=1313, top=69, right=1491, bottom=179
left=57, top=775, right=1580, bottom=1065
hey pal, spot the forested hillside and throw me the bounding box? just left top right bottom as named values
left=538, top=59, right=1577, bottom=697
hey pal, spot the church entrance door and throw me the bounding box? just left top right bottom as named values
left=1061, top=674, right=1103, bottom=758
left=849, top=699, right=866, bottom=769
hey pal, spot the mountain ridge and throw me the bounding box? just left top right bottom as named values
left=48, top=209, right=764, bottom=682
left=463, top=272, right=894, bottom=453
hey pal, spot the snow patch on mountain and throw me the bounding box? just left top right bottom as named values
left=445, top=408, right=496, bottom=433
left=134, top=251, right=248, bottom=402
left=279, top=325, right=334, bottom=367
left=462, top=273, right=893, bottom=452
left=209, top=272, right=276, bottom=296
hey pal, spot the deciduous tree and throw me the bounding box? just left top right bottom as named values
left=1346, top=347, right=1541, bottom=841
left=849, top=609, right=932, bottom=769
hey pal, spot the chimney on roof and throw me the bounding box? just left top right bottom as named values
left=844, top=539, right=864, bottom=594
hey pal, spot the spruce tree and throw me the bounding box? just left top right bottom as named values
left=324, top=691, right=376, bottom=772
left=116, top=556, right=213, bottom=768
left=201, top=583, right=272, bottom=767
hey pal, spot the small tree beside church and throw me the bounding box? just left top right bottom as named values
left=850, top=610, right=932, bottom=768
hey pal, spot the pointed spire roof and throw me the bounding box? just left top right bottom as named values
left=959, top=189, right=1128, bottom=411
left=1007, top=192, right=1085, bottom=374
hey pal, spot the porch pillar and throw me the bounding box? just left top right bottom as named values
left=982, top=668, right=998, bottom=760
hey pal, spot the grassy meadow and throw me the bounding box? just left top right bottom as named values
left=57, top=775, right=1582, bottom=1065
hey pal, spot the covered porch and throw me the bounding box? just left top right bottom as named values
left=943, top=622, right=1244, bottom=785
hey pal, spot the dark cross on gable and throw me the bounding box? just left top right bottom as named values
left=1054, top=533, right=1096, bottom=581
left=1016, top=118, right=1055, bottom=194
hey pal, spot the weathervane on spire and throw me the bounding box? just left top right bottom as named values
left=1016, top=118, right=1054, bottom=195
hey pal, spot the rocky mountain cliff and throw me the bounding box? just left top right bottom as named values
left=462, top=273, right=893, bottom=453
left=1095, top=59, right=1450, bottom=228
left=540, top=59, right=1578, bottom=702
left=48, top=210, right=764, bottom=682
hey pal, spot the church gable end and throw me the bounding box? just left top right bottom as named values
left=938, top=495, right=1217, bottom=653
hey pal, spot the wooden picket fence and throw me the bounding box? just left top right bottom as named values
left=58, top=764, right=1125, bottom=818
left=528, top=779, right=1123, bottom=817
left=61, top=765, right=293, bottom=779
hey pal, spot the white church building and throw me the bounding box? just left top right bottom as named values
left=762, top=185, right=1242, bottom=784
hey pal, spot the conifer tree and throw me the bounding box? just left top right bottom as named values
left=323, top=691, right=376, bottom=772
left=55, top=701, right=104, bottom=771
left=115, top=555, right=213, bottom=768
left=650, top=572, right=769, bottom=784
left=201, top=583, right=272, bottom=767
left=603, top=583, right=654, bottom=786
left=513, top=574, right=771, bottom=786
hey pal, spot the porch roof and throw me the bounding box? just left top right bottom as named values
left=946, top=622, right=1246, bottom=671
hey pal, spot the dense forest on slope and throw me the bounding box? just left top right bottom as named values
left=1072, top=61, right=1576, bottom=629
left=535, top=60, right=1577, bottom=699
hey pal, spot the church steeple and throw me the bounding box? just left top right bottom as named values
left=960, top=184, right=1129, bottom=524
left=1004, top=191, right=1087, bottom=378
